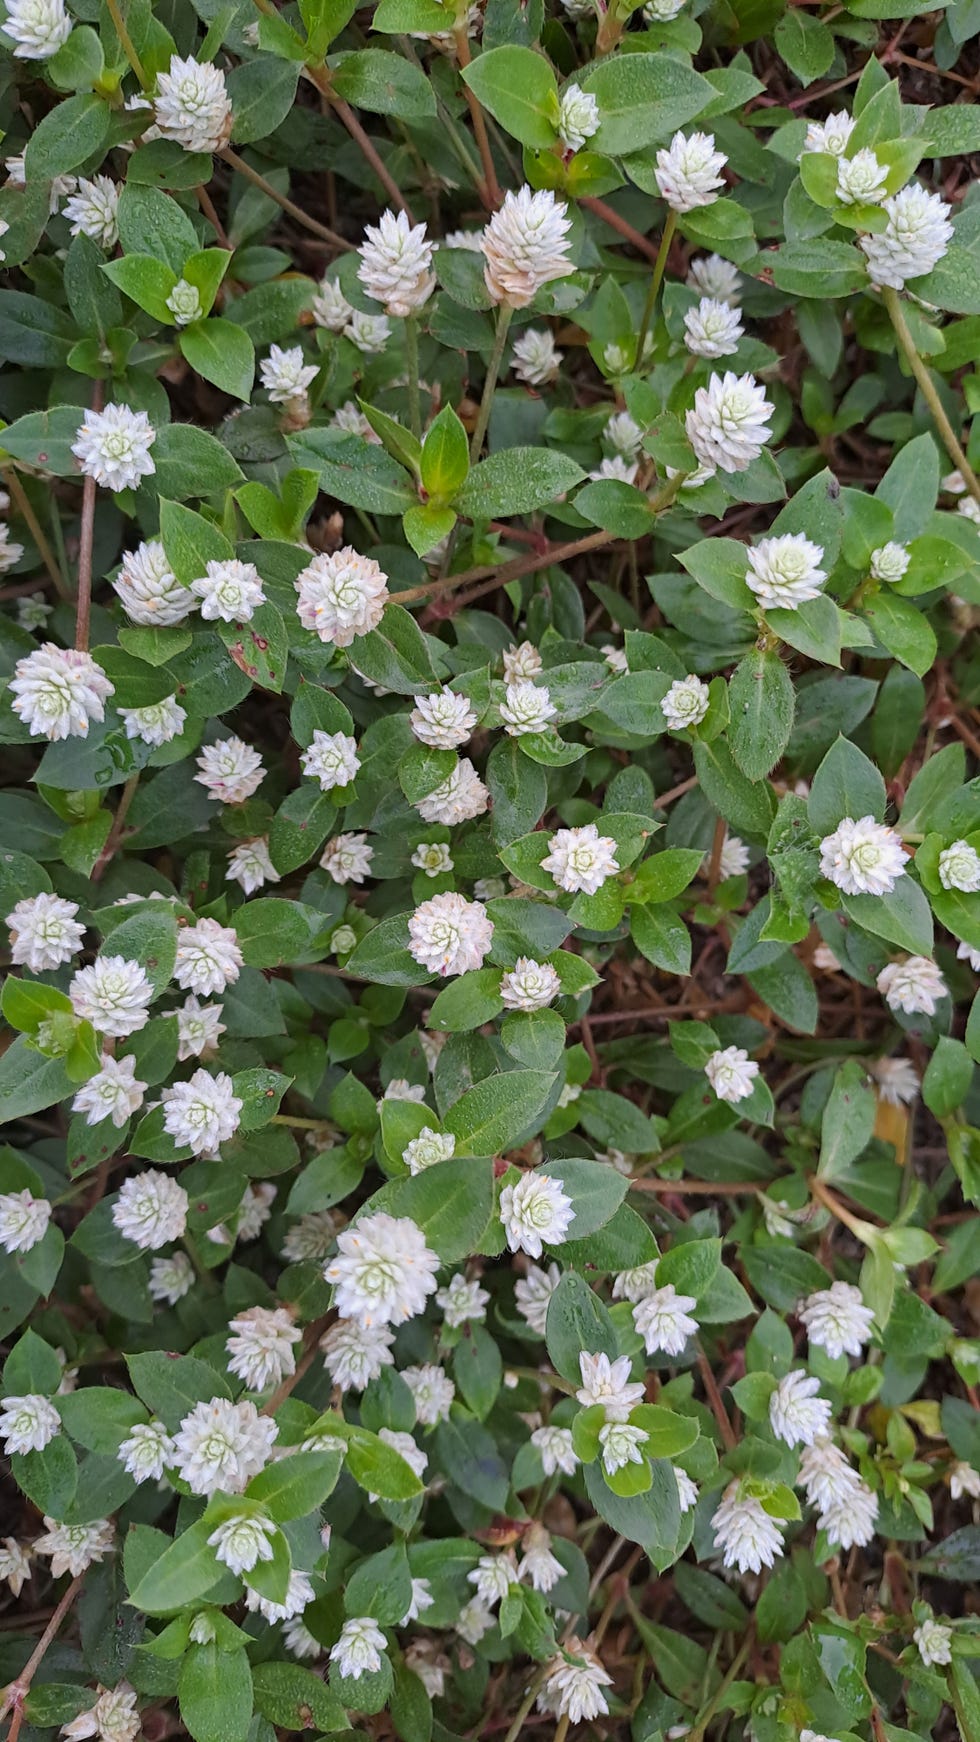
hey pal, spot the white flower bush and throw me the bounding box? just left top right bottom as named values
left=0, top=9, right=978, bottom=1741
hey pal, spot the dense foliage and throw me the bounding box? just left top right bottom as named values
left=1, top=0, right=980, bottom=1740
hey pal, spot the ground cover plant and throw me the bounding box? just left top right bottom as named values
left=1, top=0, right=980, bottom=1737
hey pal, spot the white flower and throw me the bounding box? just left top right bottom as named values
left=113, top=541, right=191, bottom=625
left=72, top=403, right=155, bottom=492
left=499, top=680, right=556, bottom=737
left=645, top=0, right=686, bottom=16
left=62, top=1681, right=139, bottom=1742
left=283, top=1619, right=320, bottom=1659
left=704, top=1045, right=759, bottom=1104
left=172, top=1397, right=277, bottom=1496
left=819, top=1478, right=878, bottom=1548
left=869, top=1057, right=919, bottom=1106
left=877, top=955, right=947, bottom=1016
left=72, top=1054, right=146, bottom=1130
left=227, top=837, right=279, bottom=894
left=403, top=1126, right=456, bottom=1175
left=207, top=1510, right=277, bottom=1578
left=576, top=1350, right=644, bottom=1422
left=260, top=344, right=318, bottom=408
left=321, top=832, right=374, bottom=885
left=603, top=644, right=628, bottom=674
left=499, top=956, right=561, bottom=1011
left=35, top=1518, right=113, bottom=1578
left=411, top=841, right=454, bottom=878
left=6, top=155, right=74, bottom=206
left=501, top=1173, right=574, bottom=1258
left=0, top=1190, right=52, bottom=1256
left=244, top=1568, right=314, bottom=1623
left=819, top=814, right=906, bottom=896
left=154, top=54, right=232, bottom=153
left=688, top=254, right=741, bottom=304
left=2, top=0, right=70, bottom=57
left=860, top=184, right=953, bottom=288
left=633, top=1284, right=699, bottom=1357
left=416, top=756, right=489, bottom=824
left=870, top=541, right=911, bottom=583
left=383, top=1078, right=427, bottom=1105
left=914, top=1616, right=953, bottom=1668
left=161, top=1068, right=242, bottom=1157
left=405, top=1642, right=447, bottom=1696
left=195, top=736, right=265, bottom=804
left=300, top=729, right=360, bottom=792
left=713, top=1483, right=785, bottom=1573
left=951, top=1461, right=980, bottom=1500
left=557, top=83, right=600, bottom=152
left=443, top=227, right=485, bottom=250
left=803, top=110, right=855, bottom=156
left=377, top=1427, right=427, bottom=1493
left=798, top=1437, right=861, bottom=1511
left=344, top=310, right=391, bottom=353
left=662, top=674, right=710, bottom=731
left=612, top=1262, right=661, bottom=1303
left=10, top=645, right=114, bottom=741
left=675, top=1469, right=699, bottom=1513
left=408, top=891, right=493, bottom=976
left=719, top=835, right=750, bottom=880
left=512, top=328, right=562, bottom=386
left=166, top=279, right=202, bottom=326
left=226, top=1306, right=301, bottom=1393
left=0, top=1539, right=32, bottom=1598
left=325, top=1211, right=439, bottom=1328
left=684, top=297, right=743, bottom=359
left=359, top=209, right=435, bottom=317
left=331, top=925, right=358, bottom=957
left=112, top=1170, right=188, bottom=1251
left=0, top=1393, right=60, bottom=1455
left=177, top=996, right=225, bottom=1061
left=436, top=1273, right=489, bottom=1327
left=481, top=186, right=574, bottom=308
left=70, top=956, right=153, bottom=1038
left=400, top=1577, right=434, bottom=1625
left=295, top=547, right=389, bottom=647
left=515, top=1262, right=561, bottom=1335
left=148, top=1251, right=195, bottom=1304
left=118, top=696, right=186, bottom=747
left=746, top=533, right=827, bottom=609
left=331, top=1616, right=387, bottom=1681
left=174, top=917, right=243, bottom=998
left=282, top=1210, right=336, bottom=1265
left=686, top=371, right=773, bottom=474
left=655, top=130, right=726, bottom=213
left=118, top=1419, right=174, bottom=1483
left=590, top=454, right=638, bottom=485
left=939, top=840, right=980, bottom=892
left=191, top=558, right=265, bottom=623
left=503, top=641, right=543, bottom=683
left=542, top=822, right=619, bottom=895
left=769, top=1371, right=832, bottom=1447
left=531, top=1424, right=579, bottom=1477
left=62, top=176, right=120, bottom=251
left=404, top=1363, right=455, bottom=1426
left=538, top=1641, right=613, bottom=1725
left=330, top=401, right=375, bottom=440
left=836, top=147, right=887, bottom=206
left=469, top=1551, right=518, bottom=1608
left=799, top=1281, right=875, bottom=1359
left=320, top=1317, right=394, bottom=1390
left=456, top=1598, right=494, bottom=1644
left=312, top=277, right=353, bottom=331
left=602, top=1419, right=649, bottom=1475
left=8, top=892, right=84, bottom=972
left=410, top=686, right=476, bottom=749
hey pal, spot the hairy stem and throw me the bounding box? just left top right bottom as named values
left=104, top=0, right=147, bottom=86
left=91, top=772, right=140, bottom=882
left=883, top=284, right=980, bottom=507
left=0, top=1573, right=86, bottom=1737
left=469, top=304, right=513, bottom=462
left=221, top=149, right=353, bottom=251
left=74, top=382, right=104, bottom=653
left=2, top=469, right=66, bottom=596
left=454, top=27, right=501, bottom=210
left=635, top=209, right=677, bottom=364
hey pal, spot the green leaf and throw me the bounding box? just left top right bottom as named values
left=539, top=1157, right=627, bottom=1239
left=330, top=48, right=437, bottom=118
left=460, top=46, right=559, bottom=148
left=728, top=650, right=795, bottom=781
left=384, top=1157, right=495, bottom=1262
left=808, top=735, right=886, bottom=833
left=420, top=406, right=470, bottom=500
left=25, top=92, right=112, bottom=179
left=455, top=448, right=585, bottom=518
left=545, top=1270, right=617, bottom=1384
left=179, top=1644, right=253, bottom=1742
left=151, top=424, right=244, bottom=500
left=443, top=1069, right=558, bottom=1155
left=227, top=58, right=301, bottom=142
left=842, top=877, right=934, bottom=956
left=862, top=591, right=937, bottom=677
left=693, top=739, right=776, bottom=842
left=101, top=255, right=177, bottom=323
left=252, top=1663, right=349, bottom=1733
left=580, top=54, right=714, bottom=155
left=179, top=319, right=256, bottom=402
left=818, top=1060, right=876, bottom=1179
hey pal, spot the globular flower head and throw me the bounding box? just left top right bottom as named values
left=149, top=1251, right=195, bottom=1305
left=819, top=814, right=906, bottom=896
left=746, top=533, right=827, bottom=610
left=0, top=1393, right=61, bottom=1455
left=557, top=83, right=600, bottom=152
left=70, top=955, right=154, bottom=1038
left=719, top=835, right=750, bottom=880
left=537, top=1641, right=613, bottom=1725
left=35, top=1518, right=113, bottom=1578
left=687, top=253, right=741, bottom=304
left=320, top=1317, right=395, bottom=1390
left=411, top=841, right=453, bottom=878
left=321, top=832, right=374, bottom=885
left=2, top=0, right=71, bottom=56
left=403, top=1127, right=456, bottom=1175
left=633, top=1284, right=699, bottom=1357
left=8, top=892, right=84, bottom=972
left=512, top=327, right=562, bottom=386
left=468, top=1551, right=518, bottom=1608
left=0, top=1538, right=32, bottom=1598
left=72, top=403, right=156, bottom=492
left=196, top=736, right=265, bottom=804
left=191, top=558, right=265, bottom=623
left=662, top=673, right=710, bottom=731
left=798, top=1437, right=862, bottom=1512
left=208, top=1511, right=277, bottom=1577
left=514, top=1262, right=561, bottom=1334
left=877, top=955, right=947, bottom=1016
left=683, top=296, right=744, bottom=360
left=503, top=641, right=542, bottom=683
left=712, top=1481, right=785, bottom=1573
left=704, top=1045, right=758, bottom=1104
left=499, top=680, right=556, bottom=737
left=260, top=344, right=319, bottom=408
left=417, top=756, right=490, bottom=824
left=686, top=371, right=773, bottom=474
left=645, top=0, right=687, bottom=18
left=803, top=110, right=855, bottom=157
left=113, top=1169, right=188, bottom=1250
left=836, top=147, right=887, bottom=205
left=0, top=525, right=26, bottom=575
left=227, top=837, right=279, bottom=895
left=869, top=540, right=911, bottom=583
left=119, top=696, right=186, bottom=747
left=799, top=1280, right=875, bottom=1359
left=10, top=645, right=114, bottom=741
left=72, top=1054, right=147, bottom=1130
left=531, top=1423, right=579, bottom=1477
left=403, top=1362, right=455, bottom=1426
left=300, top=729, right=360, bottom=792
left=226, top=1305, right=301, bottom=1393
left=172, top=1397, right=277, bottom=1496
left=62, top=175, right=119, bottom=247
left=175, top=917, right=243, bottom=996
left=599, top=1419, right=648, bottom=1475
left=500, top=1173, right=574, bottom=1258
left=113, top=541, right=192, bottom=626
left=166, top=278, right=202, bottom=326
left=818, top=1477, right=878, bottom=1549
left=675, top=1468, right=699, bottom=1513
left=655, top=130, right=726, bottom=212
left=482, top=186, right=574, bottom=308
left=769, top=1370, right=832, bottom=1447
left=869, top=1056, right=919, bottom=1106
left=295, top=548, right=389, bottom=647
left=0, top=1190, right=52, bottom=1256
left=436, top=1273, right=489, bottom=1327
left=542, top=822, right=619, bottom=895
left=500, top=957, right=561, bottom=1012
left=344, top=309, right=391, bottom=353
left=161, top=1068, right=242, bottom=1157
left=312, top=277, right=354, bottom=331
left=860, top=183, right=953, bottom=289
left=325, top=1211, right=439, bottom=1328
left=118, top=1419, right=174, bottom=1484
left=939, top=840, right=980, bottom=893
left=331, top=1616, right=387, bottom=1681
left=154, top=54, right=233, bottom=153
left=575, top=1350, right=644, bottom=1421
left=177, top=996, right=226, bottom=1062
left=410, top=687, right=477, bottom=749
left=408, top=891, right=493, bottom=976
left=358, top=209, right=435, bottom=316
left=914, top=1615, right=953, bottom=1668
left=244, top=1567, right=314, bottom=1623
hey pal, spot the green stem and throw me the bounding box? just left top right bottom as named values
left=404, top=313, right=421, bottom=442
left=635, top=209, right=677, bottom=366
left=882, top=284, right=980, bottom=509
left=469, top=304, right=513, bottom=462
left=104, top=0, right=147, bottom=86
